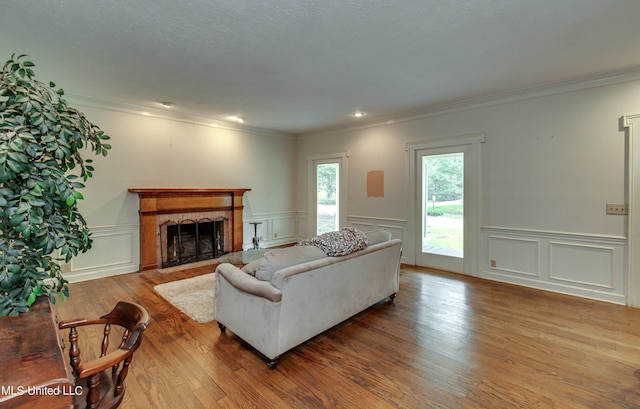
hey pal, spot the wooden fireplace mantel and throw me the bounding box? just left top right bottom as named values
left=129, top=188, right=251, bottom=271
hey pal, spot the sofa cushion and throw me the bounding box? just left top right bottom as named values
left=297, top=227, right=368, bottom=256
left=241, top=258, right=261, bottom=276
left=255, top=245, right=327, bottom=282
left=365, top=228, right=391, bottom=245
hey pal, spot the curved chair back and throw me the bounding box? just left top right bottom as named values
left=59, top=301, right=150, bottom=409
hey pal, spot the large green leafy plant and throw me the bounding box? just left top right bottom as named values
left=0, top=54, right=111, bottom=316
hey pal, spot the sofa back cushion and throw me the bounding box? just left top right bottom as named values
left=255, top=245, right=327, bottom=282
left=365, top=228, right=391, bottom=245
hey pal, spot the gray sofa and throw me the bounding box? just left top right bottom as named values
left=214, top=228, right=403, bottom=368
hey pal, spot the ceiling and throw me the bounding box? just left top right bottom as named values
left=2, top=0, right=640, bottom=135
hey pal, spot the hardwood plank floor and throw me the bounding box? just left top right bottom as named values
left=55, top=264, right=640, bottom=408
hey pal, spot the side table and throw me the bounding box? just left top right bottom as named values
left=249, top=221, right=262, bottom=249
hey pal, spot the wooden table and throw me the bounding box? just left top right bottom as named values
left=0, top=297, right=74, bottom=409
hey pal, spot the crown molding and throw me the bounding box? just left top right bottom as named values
left=299, top=66, right=640, bottom=139
left=61, top=66, right=640, bottom=141
left=64, top=94, right=296, bottom=141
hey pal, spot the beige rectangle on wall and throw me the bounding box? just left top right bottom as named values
left=367, top=170, right=384, bottom=197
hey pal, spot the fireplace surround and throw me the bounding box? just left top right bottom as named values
left=129, top=188, right=250, bottom=270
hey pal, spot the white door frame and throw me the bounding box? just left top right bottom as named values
left=417, top=146, right=466, bottom=273
left=406, top=133, right=484, bottom=276
left=622, top=115, right=640, bottom=307
left=307, top=151, right=349, bottom=237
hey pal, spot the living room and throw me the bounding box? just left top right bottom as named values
left=66, top=63, right=638, bottom=306
left=3, top=1, right=640, bottom=408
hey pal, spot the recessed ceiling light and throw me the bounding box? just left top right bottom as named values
left=352, top=111, right=365, bottom=118
left=226, top=115, right=245, bottom=123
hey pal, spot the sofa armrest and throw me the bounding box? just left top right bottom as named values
left=216, top=263, right=282, bottom=302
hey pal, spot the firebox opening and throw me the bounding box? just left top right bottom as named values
left=161, top=218, right=227, bottom=268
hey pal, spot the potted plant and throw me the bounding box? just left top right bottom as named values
left=0, top=53, right=111, bottom=316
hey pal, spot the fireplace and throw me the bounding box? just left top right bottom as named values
left=161, top=218, right=227, bottom=268
left=129, top=188, right=251, bottom=270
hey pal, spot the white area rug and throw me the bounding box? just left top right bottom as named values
left=154, top=273, right=216, bottom=324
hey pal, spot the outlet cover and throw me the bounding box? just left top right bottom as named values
left=606, top=203, right=628, bottom=215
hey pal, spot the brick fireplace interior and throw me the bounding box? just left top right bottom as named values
left=159, top=213, right=229, bottom=268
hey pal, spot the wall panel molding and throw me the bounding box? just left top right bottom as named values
left=549, top=241, right=616, bottom=289
left=244, top=211, right=298, bottom=248
left=488, top=235, right=540, bottom=278
left=348, top=215, right=407, bottom=239
left=482, top=227, right=626, bottom=304
left=349, top=215, right=408, bottom=263
left=66, top=224, right=139, bottom=283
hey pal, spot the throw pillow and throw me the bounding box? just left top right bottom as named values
left=241, top=258, right=261, bottom=276
left=297, top=227, right=368, bottom=256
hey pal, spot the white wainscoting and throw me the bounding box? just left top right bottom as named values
left=65, top=224, right=139, bottom=283
left=297, top=214, right=308, bottom=239
left=349, top=215, right=408, bottom=264
left=244, top=212, right=298, bottom=249
left=481, top=227, right=627, bottom=304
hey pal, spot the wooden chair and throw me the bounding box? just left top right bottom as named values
left=58, top=301, right=150, bottom=409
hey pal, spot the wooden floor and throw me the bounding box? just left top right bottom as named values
left=56, top=264, right=640, bottom=408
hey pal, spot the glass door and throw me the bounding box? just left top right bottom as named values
left=316, top=162, right=340, bottom=235
left=417, top=147, right=466, bottom=273
left=308, top=152, right=347, bottom=237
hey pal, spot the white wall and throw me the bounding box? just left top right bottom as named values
left=64, top=74, right=640, bottom=305
left=296, top=75, right=640, bottom=304
left=65, top=102, right=297, bottom=281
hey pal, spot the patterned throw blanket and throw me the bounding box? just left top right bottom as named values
left=297, top=227, right=368, bottom=256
